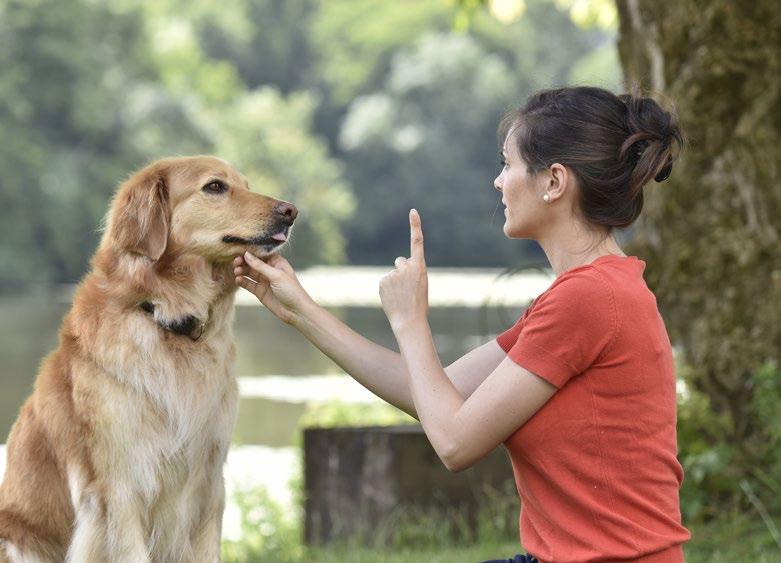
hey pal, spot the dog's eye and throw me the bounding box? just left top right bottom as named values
left=202, top=180, right=227, bottom=194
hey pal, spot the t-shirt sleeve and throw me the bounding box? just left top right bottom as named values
left=496, top=271, right=619, bottom=388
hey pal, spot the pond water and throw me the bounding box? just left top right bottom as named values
left=0, top=267, right=550, bottom=532
left=0, top=267, right=550, bottom=446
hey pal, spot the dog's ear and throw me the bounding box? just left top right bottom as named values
left=108, top=166, right=171, bottom=261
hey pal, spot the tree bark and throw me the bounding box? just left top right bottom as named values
left=616, top=0, right=780, bottom=451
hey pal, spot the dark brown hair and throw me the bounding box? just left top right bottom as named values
left=499, top=86, right=684, bottom=229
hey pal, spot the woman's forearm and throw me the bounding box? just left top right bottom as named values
left=292, top=300, right=418, bottom=418
left=395, top=319, right=465, bottom=466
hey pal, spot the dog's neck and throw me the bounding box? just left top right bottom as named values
left=89, top=246, right=238, bottom=342
left=135, top=254, right=237, bottom=340
left=139, top=300, right=207, bottom=341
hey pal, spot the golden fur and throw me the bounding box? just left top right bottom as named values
left=0, top=156, right=295, bottom=562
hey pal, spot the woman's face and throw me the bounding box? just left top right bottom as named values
left=494, top=133, right=547, bottom=239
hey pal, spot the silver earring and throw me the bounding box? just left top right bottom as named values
left=543, top=194, right=550, bottom=202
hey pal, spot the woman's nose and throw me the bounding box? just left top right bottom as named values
left=493, top=177, right=502, bottom=192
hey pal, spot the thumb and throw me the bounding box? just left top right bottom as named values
left=268, top=254, right=295, bottom=275
left=244, top=251, right=280, bottom=279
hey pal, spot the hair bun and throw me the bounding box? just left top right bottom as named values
left=654, top=159, right=673, bottom=182
left=619, top=94, right=684, bottom=193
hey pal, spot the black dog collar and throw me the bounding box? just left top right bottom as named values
left=139, top=301, right=206, bottom=341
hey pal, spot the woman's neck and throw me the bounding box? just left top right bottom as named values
left=537, top=224, right=626, bottom=276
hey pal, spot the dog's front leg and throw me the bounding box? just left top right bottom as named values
left=105, top=495, right=152, bottom=563
left=65, top=481, right=107, bottom=563
left=189, top=482, right=225, bottom=563
left=66, top=486, right=150, bottom=563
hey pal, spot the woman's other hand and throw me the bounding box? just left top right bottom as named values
left=233, top=253, right=314, bottom=325
left=379, top=209, right=429, bottom=333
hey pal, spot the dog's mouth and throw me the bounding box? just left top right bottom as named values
left=222, top=226, right=290, bottom=251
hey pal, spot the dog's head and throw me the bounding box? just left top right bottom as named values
left=105, top=156, right=296, bottom=263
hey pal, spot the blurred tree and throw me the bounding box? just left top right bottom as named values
left=144, top=0, right=317, bottom=95
left=339, top=32, right=527, bottom=266
left=0, top=0, right=623, bottom=284
left=308, top=0, right=452, bottom=148
left=0, top=0, right=194, bottom=286
left=337, top=0, right=617, bottom=267
left=141, top=0, right=356, bottom=267
left=617, top=0, right=781, bottom=511
left=208, top=88, right=355, bottom=265
left=0, top=0, right=355, bottom=286
left=310, top=0, right=451, bottom=107
left=471, top=0, right=618, bottom=91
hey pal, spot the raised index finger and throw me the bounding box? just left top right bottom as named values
left=409, top=208, right=425, bottom=261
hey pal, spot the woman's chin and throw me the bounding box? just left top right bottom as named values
left=503, top=221, right=517, bottom=238
left=503, top=221, right=529, bottom=240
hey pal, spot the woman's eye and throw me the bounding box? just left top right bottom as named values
left=499, top=159, right=508, bottom=168
left=202, top=180, right=227, bottom=194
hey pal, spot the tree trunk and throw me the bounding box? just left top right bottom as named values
left=616, top=0, right=780, bottom=464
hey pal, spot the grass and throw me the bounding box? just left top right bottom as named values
left=221, top=480, right=781, bottom=562
left=223, top=400, right=781, bottom=561
left=683, top=512, right=781, bottom=562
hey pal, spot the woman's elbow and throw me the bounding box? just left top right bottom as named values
left=439, top=445, right=474, bottom=473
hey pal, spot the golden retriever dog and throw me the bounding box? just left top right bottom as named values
left=0, top=156, right=296, bottom=562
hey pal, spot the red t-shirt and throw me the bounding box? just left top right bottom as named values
left=496, top=255, right=690, bottom=562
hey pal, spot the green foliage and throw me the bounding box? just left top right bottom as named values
left=455, top=0, right=617, bottom=32
left=299, top=401, right=415, bottom=430
left=221, top=475, right=781, bottom=561
left=221, top=478, right=520, bottom=563
left=684, top=513, right=781, bottom=562
left=221, top=483, right=304, bottom=563
left=336, top=0, right=618, bottom=267
left=141, top=0, right=318, bottom=96
left=553, top=0, right=617, bottom=30
left=0, top=0, right=171, bottom=285
left=204, top=88, right=356, bottom=265
left=339, top=31, right=521, bottom=266
left=0, top=0, right=356, bottom=285
left=310, top=0, right=451, bottom=105
left=567, top=40, right=622, bottom=90
left=677, top=362, right=781, bottom=523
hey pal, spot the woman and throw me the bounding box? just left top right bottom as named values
left=233, top=86, right=690, bottom=562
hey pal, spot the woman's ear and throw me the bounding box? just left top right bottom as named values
left=107, top=167, right=171, bottom=261
left=546, top=163, right=570, bottom=202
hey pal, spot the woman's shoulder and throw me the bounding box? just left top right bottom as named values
left=542, top=255, right=645, bottom=301
left=538, top=263, right=614, bottom=305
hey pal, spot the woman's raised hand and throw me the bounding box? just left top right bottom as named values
left=233, top=252, right=314, bottom=325
left=379, top=209, right=429, bottom=333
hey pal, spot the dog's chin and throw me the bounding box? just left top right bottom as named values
left=221, top=235, right=286, bottom=257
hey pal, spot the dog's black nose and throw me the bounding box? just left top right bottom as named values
left=274, top=201, right=298, bottom=225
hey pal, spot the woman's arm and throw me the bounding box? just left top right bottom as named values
left=292, top=299, right=414, bottom=415
left=292, top=302, right=506, bottom=418
left=395, top=320, right=555, bottom=471
left=234, top=253, right=505, bottom=418
left=379, top=210, right=556, bottom=471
